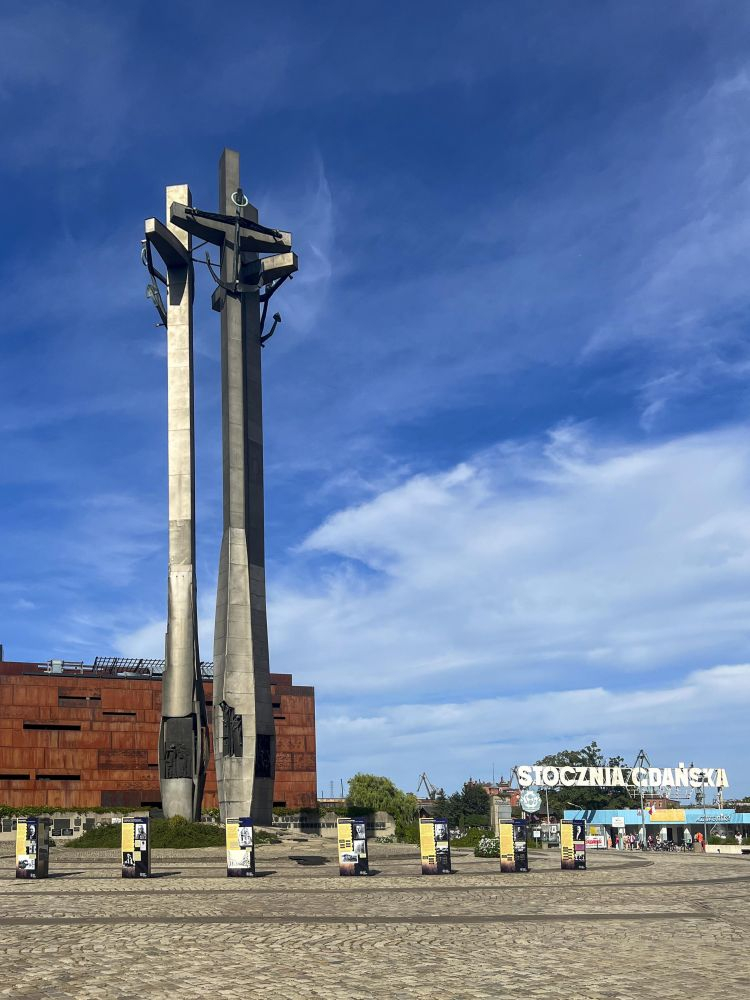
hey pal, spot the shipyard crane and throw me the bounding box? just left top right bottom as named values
left=417, top=772, right=443, bottom=800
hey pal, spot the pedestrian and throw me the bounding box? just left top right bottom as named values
left=695, top=831, right=705, bottom=852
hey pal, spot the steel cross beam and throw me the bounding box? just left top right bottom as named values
left=144, top=185, right=209, bottom=820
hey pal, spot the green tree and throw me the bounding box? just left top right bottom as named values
left=346, top=773, right=418, bottom=827
left=535, top=742, right=634, bottom=815
left=461, top=781, right=490, bottom=816
left=443, top=781, right=490, bottom=828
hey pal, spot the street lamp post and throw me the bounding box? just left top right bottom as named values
left=639, top=784, right=646, bottom=850
left=703, top=772, right=708, bottom=851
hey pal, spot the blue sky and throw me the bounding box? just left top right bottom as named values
left=3, top=1, right=750, bottom=796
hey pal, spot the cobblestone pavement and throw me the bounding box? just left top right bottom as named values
left=0, top=836, right=748, bottom=999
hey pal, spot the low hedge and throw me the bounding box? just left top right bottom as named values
left=64, top=817, right=279, bottom=849
left=0, top=804, right=135, bottom=819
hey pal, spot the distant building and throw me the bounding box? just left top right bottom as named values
left=481, top=780, right=520, bottom=808
left=564, top=806, right=750, bottom=846
left=0, top=657, right=316, bottom=811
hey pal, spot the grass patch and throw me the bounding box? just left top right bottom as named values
left=64, top=817, right=279, bottom=849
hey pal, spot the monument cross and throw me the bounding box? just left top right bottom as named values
left=171, top=149, right=297, bottom=823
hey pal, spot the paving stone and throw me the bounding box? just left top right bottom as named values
left=0, top=841, right=748, bottom=997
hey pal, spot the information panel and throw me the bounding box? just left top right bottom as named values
left=419, top=817, right=452, bottom=875
left=513, top=818, right=529, bottom=872
left=226, top=817, right=255, bottom=877
left=121, top=815, right=150, bottom=878
left=499, top=819, right=515, bottom=871
left=499, top=819, right=529, bottom=872
left=561, top=819, right=586, bottom=870
left=15, top=817, right=49, bottom=880
left=572, top=818, right=587, bottom=870
left=561, top=820, right=575, bottom=869
left=337, top=817, right=369, bottom=876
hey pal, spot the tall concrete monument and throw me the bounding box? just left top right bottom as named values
left=171, top=149, right=297, bottom=823
left=144, top=187, right=209, bottom=820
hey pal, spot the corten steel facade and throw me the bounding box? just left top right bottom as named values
left=0, top=662, right=316, bottom=812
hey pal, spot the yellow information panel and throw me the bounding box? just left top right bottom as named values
left=225, top=818, right=255, bottom=877
left=560, top=820, right=575, bottom=870
left=499, top=819, right=528, bottom=873
left=15, top=817, right=49, bottom=879
left=561, top=819, right=586, bottom=869
left=420, top=817, right=452, bottom=875
left=420, top=818, right=437, bottom=874
left=337, top=817, right=369, bottom=876
left=121, top=816, right=150, bottom=878
left=15, top=820, right=26, bottom=859
left=499, top=820, right=515, bottom=872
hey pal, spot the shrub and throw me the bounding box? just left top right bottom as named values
left=474, top=836, right=500, bottom=858
left=452, top=827, right=491, bottom=848
left=396, top=820, right=421, bottom=844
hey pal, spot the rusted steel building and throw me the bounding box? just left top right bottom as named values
left=0, top=658, right=316, bottom=811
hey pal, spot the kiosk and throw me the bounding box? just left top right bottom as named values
left=15, top=817, right=50, bottom=879
left=225, top=817, right=255, bottom=876
left=337, top=817, right=369, bottom=876
left=121, top=815, right=151, bottom=878
left=419, top=817, right=452, bottom=874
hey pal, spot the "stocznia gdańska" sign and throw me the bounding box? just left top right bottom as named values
left=517, top=764, right=729, bottom=789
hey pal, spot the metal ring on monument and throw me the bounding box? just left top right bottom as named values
left=231, top=189, right=249, bottom=208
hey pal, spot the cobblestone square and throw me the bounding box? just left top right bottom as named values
left=1, top=836, right=748, bottom=999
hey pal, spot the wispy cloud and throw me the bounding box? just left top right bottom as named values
left=260, top=153, right=334, bottom=339
left=579, top=67, right=750, bottom=423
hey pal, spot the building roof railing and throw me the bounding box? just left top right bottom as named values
left=36, top=657, right=215, bottom=679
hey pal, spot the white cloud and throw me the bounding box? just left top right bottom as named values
left=116, top=420, right=750, bottom=683
left=269, top=423, right=750, bottom=702
left=316, top=663, right=750, bottom=792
